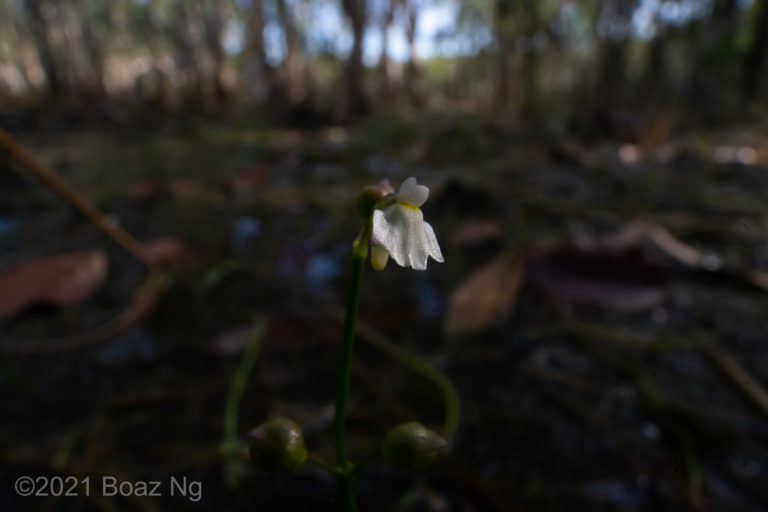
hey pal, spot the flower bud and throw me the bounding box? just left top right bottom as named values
left=355, top=180, right=395, bottom=220
left=247, top=417, right=308, bottom=471
left=382, top=422, right=447, bottom=470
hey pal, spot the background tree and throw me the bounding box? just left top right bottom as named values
left=402, top=0, right=420, bottom=101
left=0, top=0, right=764, bottom=129
left=376, top=0, right=396, bottom=98
left=277, top=0, right=306, bottom=104
left=341, top=0, right=369, bottom=116
left=743, top=0, right=768, bottom=106
left=201, top=0, right=227, bottom=102
left=76, top=0, right=108, bottom=98
left=25, top=0, right=64, bottom=100
left=242, top=0, right=274, bottom=103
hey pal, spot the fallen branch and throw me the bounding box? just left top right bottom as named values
left=701, top=342, right=768, bottom=418
left=0, top=125, right=166, bottom=352
left=0, top=124, right=155, bottom=270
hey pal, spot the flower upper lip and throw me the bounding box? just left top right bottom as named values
left=393, top=177, right=430, bottom=208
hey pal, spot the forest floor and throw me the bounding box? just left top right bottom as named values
left=1, top=113, right=768, bottom=511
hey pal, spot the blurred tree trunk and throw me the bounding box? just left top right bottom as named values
left=571, top=0, right=635, bottom=140
left=171, top=0, right=203, bottom=105
left=494, top=0, right=514, bottom=112
left=377, top=0, right=395, bottom=98
left=25, top=0, right=63, bottom=100
left=201, top=0, right=227, bottom=101
left=76, top=0, right=106, bottom=97
left=638, top=16, right=668, bottom=108
left=277, top=0, right=305, bottom=103
left=743, top=0, right=768, bottom=105
left=130, top=2, right=169, bottom=115
left=520, top=0, right=540, bottom=122
left=684, top=0, right=740, bottom=118
left=593, top=39, right=627, bottom=133
left=341, top=0, right=369, bottom=116
left=7, top=6, right=33, bottom=93
left=713, top=0, right=738, bottom=20
left=243, top=0, right=273, bottom=103
left=403, top=0, right=419, bottom=101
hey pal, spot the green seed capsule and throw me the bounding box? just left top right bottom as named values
left=382, top=422, right=447, bottom=470
left=247, top=417, right=308, bottom=471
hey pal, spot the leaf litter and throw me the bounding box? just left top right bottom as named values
left=0, top=250, right=107, bottom=323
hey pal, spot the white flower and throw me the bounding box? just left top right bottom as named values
left=370, top=177, right=444, bottom=271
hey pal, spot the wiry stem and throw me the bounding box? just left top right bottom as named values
left=332, top=234, right=368, bottom=511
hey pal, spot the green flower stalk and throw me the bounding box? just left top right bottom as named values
left=243, top=177, right=452, bottom=512
left=332, top=177, right=445, bottom=511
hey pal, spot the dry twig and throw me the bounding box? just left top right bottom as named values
left=0, top=125, right=166, bottom=352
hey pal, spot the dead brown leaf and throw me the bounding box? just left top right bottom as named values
left=142, top=237, right=196, bottom=265
left=445, top=248, right=526, bottom=336
left=0, top=251, right=108, bottom=323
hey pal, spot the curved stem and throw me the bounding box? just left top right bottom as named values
left=308, top=454, right=342, bottom=475
left=222, top=319, right=265, bottom=455
left=337, top=476, right=358, bottom=512
left=352, top=320, right=461, bottom=444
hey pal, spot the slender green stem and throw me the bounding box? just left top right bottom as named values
left=322, top=301, right=461, bottom=445
left=332, top=237, right=368, bottom=511
left=308, top=454, right=342, bottom=475
left=337, top=477, right=358, bottom=512
left=222, top=319, right=265, bottom=455
left=673, top=421, right=702, bottom=503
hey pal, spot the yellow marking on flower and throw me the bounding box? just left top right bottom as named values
left=397, top=202, right=421, bottom=211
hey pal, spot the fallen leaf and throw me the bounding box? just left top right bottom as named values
left=528, top=244, right=666, bottom=312
left=0, top=251, right=108, bottom=323
left=42, top=252, right=108, bottom=304
left=445, top=248, right=526, bottom=336
left=142, top=237, right=196, bottom=265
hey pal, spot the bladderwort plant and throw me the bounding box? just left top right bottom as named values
left=231, top=177, right=459, bottom=511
